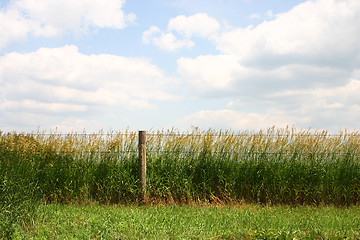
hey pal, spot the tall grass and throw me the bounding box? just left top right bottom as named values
left=146, top=127, right=360, bottom=205
left=1, top=127, right=360, bottom=207
left=0, top=134, right=40, bottom=239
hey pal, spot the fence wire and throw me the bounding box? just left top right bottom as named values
left=38, top=149, right=359, bottom=156
left=1, top=131, right=360, bottom=156
left=2, top=131, right=360, bottom=137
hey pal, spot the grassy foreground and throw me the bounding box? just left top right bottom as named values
left=13, top=203, right=360, bottom=239
left=2, top=127, right=360, bottom=238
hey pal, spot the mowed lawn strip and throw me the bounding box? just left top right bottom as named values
left=14, top=204, right=360, bottom=239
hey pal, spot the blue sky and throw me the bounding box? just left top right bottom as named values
left=1, top=0, right=360, bottom=133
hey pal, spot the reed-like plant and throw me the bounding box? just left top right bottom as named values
left=1, top=127, right=360, bottom=207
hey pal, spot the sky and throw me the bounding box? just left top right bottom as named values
left=1, top=0, right=360, bottom=133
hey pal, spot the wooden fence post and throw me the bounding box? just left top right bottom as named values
left=138, top=130, right=147, bottom=203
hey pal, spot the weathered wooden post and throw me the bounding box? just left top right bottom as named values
left=138, top=130, right=147, bottom=203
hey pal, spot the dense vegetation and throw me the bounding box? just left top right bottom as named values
left=1, top=127, right=360, bottom=238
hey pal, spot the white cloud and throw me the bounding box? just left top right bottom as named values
left=177, top=54, right=350, bottom=97
left=174, top=109, right=294, bottom=131
left=177, top=54, right=240, bottom=95
left=142, top=13, right=219, bottom=51
left=174, top=0, right=360, bottom=131
left=249, top=13, right=261, bottom=19
left=167, top=13, right=220, bottom=38
left=2, top=0, right=360, bottom=133
left=265, top=10, right=274, bottom=18
left=0, top=99, right=87, bottom=113
left=222, top=78, right=360, bottom=131
left=177, top=53, right=360, bottom=131
left=142, top=26, right=161, bottom=44
left=0, top=7, right=33, bottom=49
left=176, top=0, right=360, bottom=97
left=153, top=33, right=194, bottom=51
left=15, top=0, right=133, bottom=31
left=217, top=0, right=360, bottom=68
left=142, top=26, right=194, bottom=51
left=174, top=77, right=360, bottom=132
left=0, top=0, right=135, bottom=49
left=248, top=10, right=276, bottom=21
left=0, top=45, right=180, bottom=130
left=50, top=118, right=103, bottom=133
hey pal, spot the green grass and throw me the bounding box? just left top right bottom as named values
left=2, top=127, right=360, bottom=238
left=1, top=128, right=360, bottom=206
left=13, top=203, right=360, bottom=239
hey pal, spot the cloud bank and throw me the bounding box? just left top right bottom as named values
left=0, top=45, right=179, bottom=131
left=175, top=0, right=360, bottom=131
left=1, top=0, right=360, bottom=132
left=142, top=13, right=219, bottom=51
left=0, top=0, right=136, bottom=50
